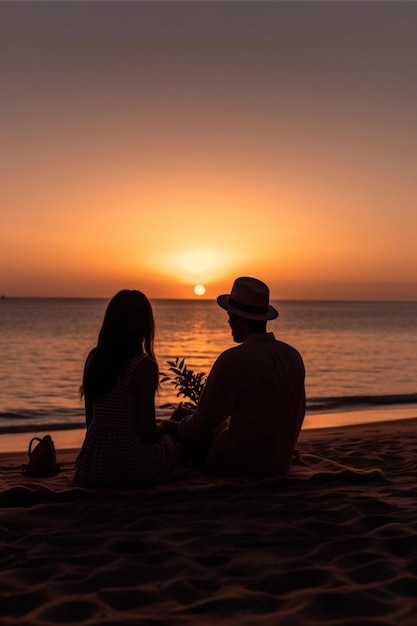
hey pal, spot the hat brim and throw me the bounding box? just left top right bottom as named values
left=216, top=294, right=279, bottom=321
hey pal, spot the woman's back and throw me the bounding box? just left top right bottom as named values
left=74, top=354, right=182, bottom=489
left=90, top=353, right=145, bottom=431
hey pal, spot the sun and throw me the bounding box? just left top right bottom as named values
left=194, top=284, right=206, bottom=296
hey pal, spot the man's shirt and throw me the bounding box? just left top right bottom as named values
left=178, top=332, right=306, bottom=475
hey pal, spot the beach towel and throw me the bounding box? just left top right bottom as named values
left=0, top=452, right=384, bottom=503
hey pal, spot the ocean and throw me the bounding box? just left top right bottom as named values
left=1, top=298, right=416, bottom=437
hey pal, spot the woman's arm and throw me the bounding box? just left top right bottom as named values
left=128, top=357, right=161, bottom=443
left=83, top=349, right=96, bottom=428
left=84, top=395, right=93, bottom=428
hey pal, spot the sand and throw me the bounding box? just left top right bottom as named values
left=1, top=418, right=417, bottom=625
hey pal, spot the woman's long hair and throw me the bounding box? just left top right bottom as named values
left=81, top=290, right=157, bottom=400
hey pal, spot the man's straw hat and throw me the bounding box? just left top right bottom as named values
left=217, top=277, right=278, bottom=321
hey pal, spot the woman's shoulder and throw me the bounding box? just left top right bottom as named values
left=128, top=352, right=155, bottom=370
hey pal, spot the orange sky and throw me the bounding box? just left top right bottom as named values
left=1, top=1, right=416, bottom=300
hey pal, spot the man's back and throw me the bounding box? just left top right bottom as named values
left=178, top=332, right=306, bottom=475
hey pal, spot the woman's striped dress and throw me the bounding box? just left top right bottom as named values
left=74, top=354, right=182, bottom=488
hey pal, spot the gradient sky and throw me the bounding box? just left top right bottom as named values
left=1, top=1, right=416, bottom=300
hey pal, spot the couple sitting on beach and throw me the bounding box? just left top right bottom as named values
left=73, top=277, right=306, bottom=489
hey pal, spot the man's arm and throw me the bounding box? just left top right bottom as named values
left=178, top=351, right=233, bottom=439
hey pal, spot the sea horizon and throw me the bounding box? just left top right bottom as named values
left=2, top=295, right=417, bottom=303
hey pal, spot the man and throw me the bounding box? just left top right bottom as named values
left=174, top=276, right=306, bottom=476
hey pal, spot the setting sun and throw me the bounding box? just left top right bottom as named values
left=1, top=2, right=416, bottom=301
left=194, top=284, right=206, bottom=296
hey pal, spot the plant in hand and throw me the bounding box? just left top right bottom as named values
left=160, top=357, right=206, bottom=409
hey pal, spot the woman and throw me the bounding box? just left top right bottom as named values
left=74, top=290, right=182, bottom=488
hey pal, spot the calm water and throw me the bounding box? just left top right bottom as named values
left=0, top=298, right=416, bottom=434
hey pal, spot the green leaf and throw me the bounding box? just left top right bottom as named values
left=159, top=356, right=207, bottom=408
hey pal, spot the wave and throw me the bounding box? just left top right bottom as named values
left=307, top=392, right=417, bottom=412
left=0, top=408, right=85, bottom=435
left=0, top=421, right=85, bottom=435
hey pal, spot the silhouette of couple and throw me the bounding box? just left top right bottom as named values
left=74, top=277, right=305, bottom=489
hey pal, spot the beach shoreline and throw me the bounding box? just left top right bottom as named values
left=1, top=412, right=417, bottom=465
left=1, top=404, right=417, bottom=457
left=3, top=414, right=413, bottom=464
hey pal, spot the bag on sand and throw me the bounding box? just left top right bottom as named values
left=22, top=435, right=59, bottom=477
